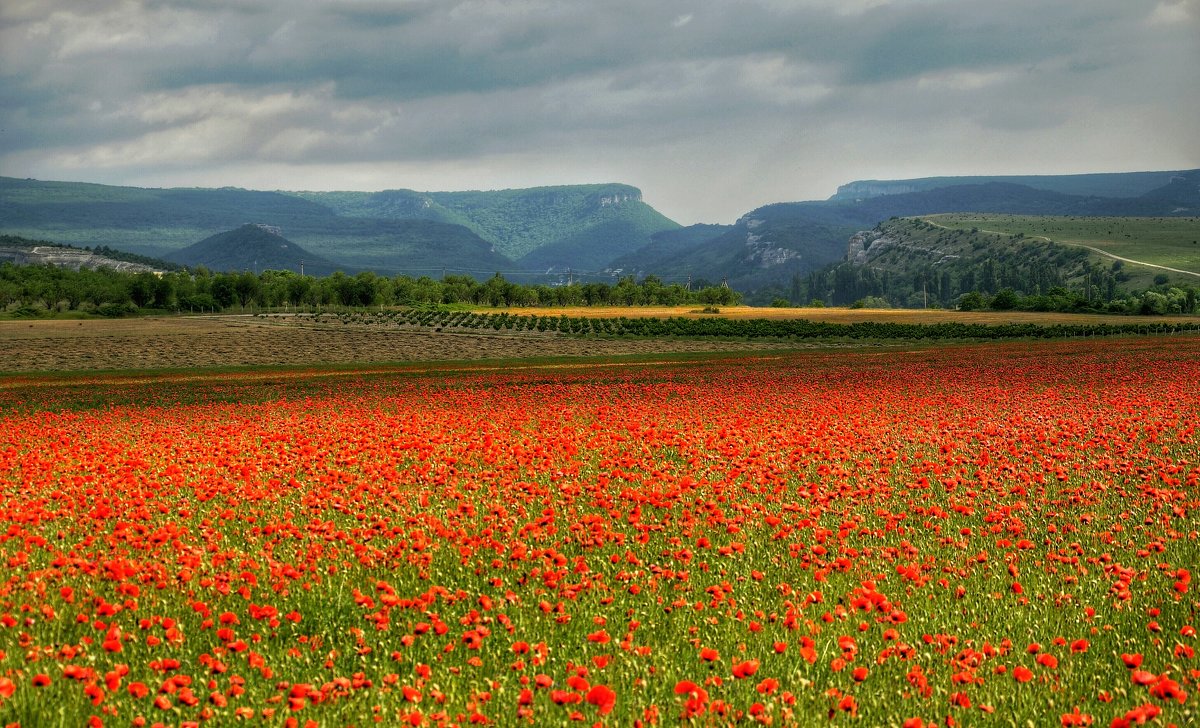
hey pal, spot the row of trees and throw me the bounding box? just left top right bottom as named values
left=958, top=286, right=1198, bottom=315
left=776, top=259, right=1196, bottom=315
left=790, top=257, right=1124, bottom=310
left=0, top=263, right=742, bottom=315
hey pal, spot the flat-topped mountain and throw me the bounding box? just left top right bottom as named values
left=830, top=170, right=1196, bottom=202
left=290, top=183, right=677, bottom=267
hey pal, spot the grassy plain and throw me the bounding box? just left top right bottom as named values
left=925, top=214, right=1200, bottom=287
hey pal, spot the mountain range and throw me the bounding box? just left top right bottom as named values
left=615, top=171, right=1200, bottom=293
left=1, top=169, right=1196, bottom=295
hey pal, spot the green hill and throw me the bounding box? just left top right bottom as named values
left=164, top=224, right=343, bottom=276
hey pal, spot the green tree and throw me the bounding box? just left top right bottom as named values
left=990, top=288, right=1018, bottom=310
left=957, top=291, right=986, bottom=311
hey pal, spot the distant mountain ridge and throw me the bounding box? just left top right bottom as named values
left=0, top=177, right=679, bottom=277
left=614, top=172, right=1200, bottom=296
left=830, top=170, right=1195, bottom=201
left=2, top=169, right=1196, bottom=292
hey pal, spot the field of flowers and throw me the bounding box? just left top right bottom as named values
left=0, top=337, right=1197, bottom=727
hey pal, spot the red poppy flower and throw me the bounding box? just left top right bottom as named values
left=585, top=684, right=616, bottom=715
left=732, top=660, right=759, bottom=679
left=1121, top=653, right=1143, bottom=669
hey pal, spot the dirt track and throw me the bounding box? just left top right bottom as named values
left=0, top=315, right=812, bottom=373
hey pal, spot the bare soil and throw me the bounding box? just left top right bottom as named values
left=0, top=315, right=812, bottom=373
left=6, top=308, right=1191, bottom=374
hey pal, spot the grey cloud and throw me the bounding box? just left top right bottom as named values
left=1, top=0, right=1196, bottom=223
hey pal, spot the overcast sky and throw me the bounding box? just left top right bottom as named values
left=1, top=0, right=1197, bottom=224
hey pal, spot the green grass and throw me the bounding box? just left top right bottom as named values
left=927, top=214, right=1200, bottom=287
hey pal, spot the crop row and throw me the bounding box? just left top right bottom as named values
left=286, top=309, right=1200, bottom=340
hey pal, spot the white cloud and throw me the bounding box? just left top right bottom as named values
left=916, top=69, right=1014, bottom=92
left=1146, top=0, right=1195, bottom=25
left=40, top=2, right=219, bottom=59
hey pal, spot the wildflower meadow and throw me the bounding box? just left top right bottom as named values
left=0, top=337, right=1196, bottom=726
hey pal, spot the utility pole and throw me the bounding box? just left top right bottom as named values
left=299, top=259, right=305, bottom=276
left=923, top=279, right=928, bottom=309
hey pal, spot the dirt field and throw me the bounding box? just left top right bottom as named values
left=0, top=315, right=814, bottom=373
left=5, top=308, right=1195, bottom=374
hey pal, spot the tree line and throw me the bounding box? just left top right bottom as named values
left=0, top=263, right=742, bottom=316
left=781, top=259, right=1198, bottom=315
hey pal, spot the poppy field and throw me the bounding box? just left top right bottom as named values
left=0, top=337, right=1197, bottom=727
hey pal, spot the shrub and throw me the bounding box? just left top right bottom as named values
left=97, top=302, right=138, bottom=318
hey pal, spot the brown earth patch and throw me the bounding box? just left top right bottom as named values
left=0, top=315, right=818, bottom=373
